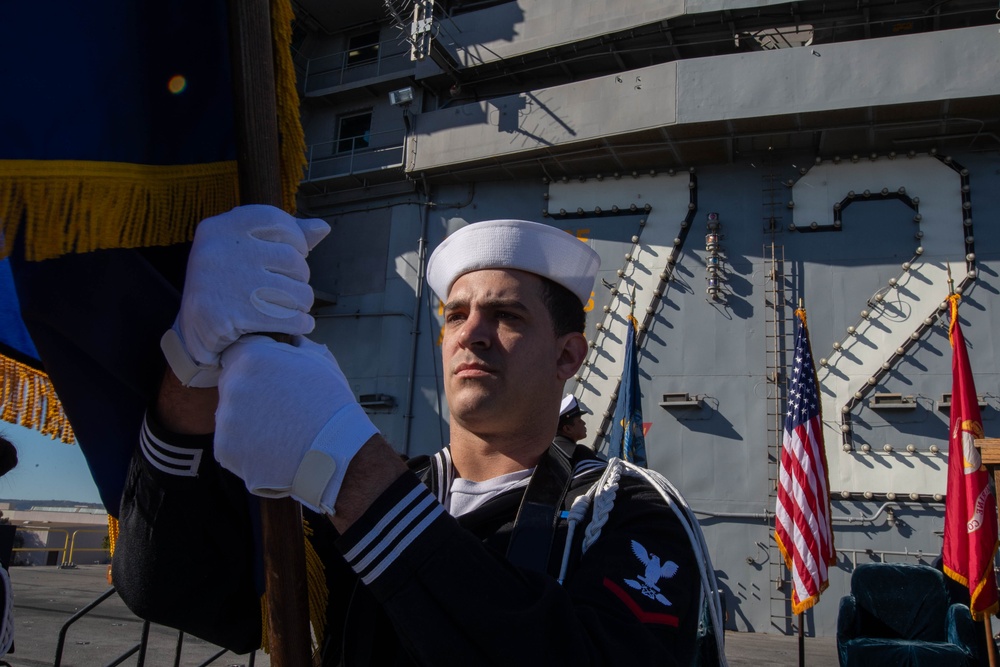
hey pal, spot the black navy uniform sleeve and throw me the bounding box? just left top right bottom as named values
left=335, top=471, right=700, bottom=666
left=113, top=410, right=263, bottom=653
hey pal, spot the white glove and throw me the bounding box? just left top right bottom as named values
left=161, top=205, right=331, bottom=387
left=214, top=335, right=378, bottom=515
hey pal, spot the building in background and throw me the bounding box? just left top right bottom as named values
left=2, top=503, right=108, bottom=566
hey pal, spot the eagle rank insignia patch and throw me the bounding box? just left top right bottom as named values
left=602, top=540, right=681, bottom=626
left=624, top=540, right=678, bottom=607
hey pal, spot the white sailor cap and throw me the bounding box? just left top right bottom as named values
left=426, top=219, right=601, bottom=305
left=559, top=394, right=589, bottom=419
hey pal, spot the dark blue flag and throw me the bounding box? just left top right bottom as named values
left=0, top=0, right=303, bottom=515
left=608, top=317, right=647, bottom=466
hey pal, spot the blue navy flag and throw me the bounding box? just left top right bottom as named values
left=608, top=317, right=647, bottom=466
left=0, top=0, right=303, bottom=516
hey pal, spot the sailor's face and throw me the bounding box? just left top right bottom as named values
left=564, top=414, right=588, bottom=442
left=442, top=269, right=563, bottom=432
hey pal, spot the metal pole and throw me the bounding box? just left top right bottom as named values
left=54, top=587, right=118, bottom=666
left=797, top=612, right=804, bottom=667
left=403, top=194, right=429, bottom=456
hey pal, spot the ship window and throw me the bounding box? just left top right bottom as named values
left=337, top=112, right=372, bottom=154
left=347, top=31, right=380, bottom=66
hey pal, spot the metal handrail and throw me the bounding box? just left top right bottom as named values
left=66, top=528, right=111, bottom=565
left=304, top=128, right=406, bottom=183
left=12, top=525, right=70, bottom=565
left=307, top=127, right=406, bottom=160
left=302, top=37, right=413, bottom=93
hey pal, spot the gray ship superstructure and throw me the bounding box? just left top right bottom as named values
left=290, top=0, right=1000, bottom=636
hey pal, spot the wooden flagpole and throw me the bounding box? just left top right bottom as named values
left=985, top=615, right=997, bottom=667
left=227, top=1, right=311, bottom=665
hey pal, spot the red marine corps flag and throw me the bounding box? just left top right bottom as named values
left=942, top=292, right=999, bottom=620
left=775, top=306, right=836, bottom=615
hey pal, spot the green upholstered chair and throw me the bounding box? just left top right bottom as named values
left=837, top=562, right=989, bottom=666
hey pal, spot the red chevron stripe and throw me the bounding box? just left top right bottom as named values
left=603, top=577, right=679, bottom=627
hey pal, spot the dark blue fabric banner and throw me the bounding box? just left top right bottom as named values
left=0, top=2, right=235, bottom=166
left=608, top=317, right=647, bottom=467
left=0, top=1, right=238, bottom=514
left=0, top=259, right=38, bottom=364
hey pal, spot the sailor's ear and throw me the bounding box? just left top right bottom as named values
left=555, top=332, right=588, bottom=381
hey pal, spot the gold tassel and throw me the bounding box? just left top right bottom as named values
left=259, top=594, right=271, bottom=654
left=302, top=519, right=329, bottom=655
left=107, top=515, right=119, bottom=557
left=0, top=355, right=75, bottom=443
left=272, top=0, right=307, bottom=214
left=259, top=518, right=329, bottom=659
left=106, top=515, right=120, bottom=587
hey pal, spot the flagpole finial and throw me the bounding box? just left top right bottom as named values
left=947, top=262, right=955, bottom=295
left=795, top=298, right=807, bottom=326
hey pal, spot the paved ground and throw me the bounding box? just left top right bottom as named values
left=10, top=565, right=839, bottom=666
left=11, top=565, right=265, bottom=667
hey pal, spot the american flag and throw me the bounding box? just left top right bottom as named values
left=774, top=309, right=836, bottom=615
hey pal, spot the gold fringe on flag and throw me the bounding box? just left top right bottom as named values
left=272, top=0, right=307, bottom=209
left=0, top=0, right=304, bottom=263
left=0, top=355, right=74, bottom=443
left=259, top=518, right=329, bottom=659
left=0, top=160, right=240, bottom=262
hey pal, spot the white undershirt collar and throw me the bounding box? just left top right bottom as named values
left=445, top=468, right=534, bottom=517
